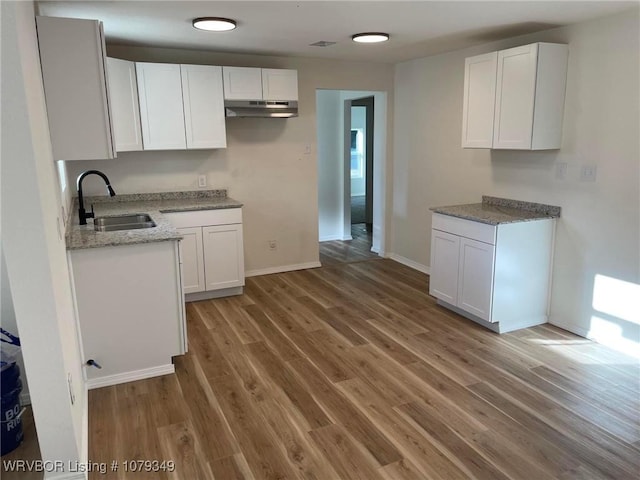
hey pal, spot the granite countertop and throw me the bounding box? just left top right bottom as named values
left=66, top=190, right=243, bottom=250
left=430, top=196, right=561, bottom=225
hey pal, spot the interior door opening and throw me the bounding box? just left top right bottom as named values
left=349, top=97, right=374, bottom=249
left=316, top=89, right=388, bottom=263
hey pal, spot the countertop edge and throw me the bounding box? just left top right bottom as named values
left=430, top=209, right=558, bottom=225
left=66, top=194, right=243, bottom=251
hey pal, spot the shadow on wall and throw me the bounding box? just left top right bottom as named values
left=226, top=117, right=288, bottom=143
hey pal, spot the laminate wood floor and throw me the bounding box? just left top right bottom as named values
left=88, top=259, right=640, bottom=480
left=320, top=223, right=378, bottom=266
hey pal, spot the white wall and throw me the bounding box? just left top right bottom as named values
left=1, top=0, right=87, bottom=473
left=351, top=106, right=366, bottom=197
left=317, top=90, right=343, bottom=241
left=392, top=9, right=640, bottom=354
left=67, top=46, right=394, bottom=275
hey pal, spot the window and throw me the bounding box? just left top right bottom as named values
left=350, top=129, right=364, bottom=179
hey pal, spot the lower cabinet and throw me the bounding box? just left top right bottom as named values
left=429, top=213, right=554, bottom=333
left=164, top=208, right=244, bottom=300
left=69, top=241, right=186, bottom=389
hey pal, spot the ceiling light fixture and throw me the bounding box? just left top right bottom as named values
left=192, top=17, right=237, bottom=32
left=352, top=32, right=389, bottom=43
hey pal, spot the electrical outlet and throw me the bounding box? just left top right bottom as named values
left=268, top=240, right=277, bottom=251
left=198, top=175, right=207, bottom=188
left=580, top=165, right=597, bottom=182
left=304, top=144, right=312, bottom=155
left=555, top=162, right=568, bottom=180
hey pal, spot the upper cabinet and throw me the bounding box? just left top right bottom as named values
left=106, top=57, right=143, bottom=152
left=136, top=62, right=187, bottom=150
left=223, top=67, right=298, bottom=100
left=462, top=42, right=568, bottom=150
left=222, top=67, right=263, bottom=100
left=136, top=62, right=226, bottom=150
left=181, top=65, right=227, bottom=149
left=262, top=68, right=299, bottom=100
left=36, top=16, right=116, bottom=161
left=461, top=52, right=498, bottom=148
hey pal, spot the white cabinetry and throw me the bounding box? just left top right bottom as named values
left=223, top=67, right=298, bottom=100
left=262, top=68, right=299, bottom=100
left=222, top=67, right=263, bottom=100
left=462, top=43, right=568, bottom=150
left=461, top=52, right=497, bottom=148
left=430, top=213, right=555, bottom=333
left=181, top=64, right=227, bottom=149
left=164, top=208, right=244, bottom=300
left=69, top=241, right=186, bottom=389
left=136, top=62, right=226, bottom=150
left=177, top=227, right=205, bottom=294
left=136, top=62, right=187, bottom=150
left=106, top=57, right=143, bottom=152
left=36, top=16, right=116, bottom=161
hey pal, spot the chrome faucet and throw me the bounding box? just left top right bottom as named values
left=77, top=170, right=115, bottom=225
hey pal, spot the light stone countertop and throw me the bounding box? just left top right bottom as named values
left=66, top=190, right=243, bottom=250
left=430, top=196, right=561, bottom=225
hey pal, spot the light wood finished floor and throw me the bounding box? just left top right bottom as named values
left=88, top=259, right=640, bottom=479
left=320, top=223, right=378, bottom=266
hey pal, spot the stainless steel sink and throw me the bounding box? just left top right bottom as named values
left=94, top=214, right=156, bottom=232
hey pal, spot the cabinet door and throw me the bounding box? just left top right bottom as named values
left=262, top=69, right=298, bottom=101
left=222, top=67, right=263, bottom=100
left=136, top=62, right=186, bottom=150
left=36, top=16, right=115, bottom=160
left=181, top=65, right=227, bottom=149
left=429, top=230, right=460, bottom=305
left=457, top=238, right=495, bottom=321
left=107, top=57, right=143, bottom=152
left=461, top=52, right=497, bottom=148
left=493, top=44, right=538, bottom=149
left=202, top=224, right=245, bottom=290
left=177, top=227, right=205, bottom=294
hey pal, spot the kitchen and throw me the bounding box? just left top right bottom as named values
left=1, top=1, right=639, bottom=479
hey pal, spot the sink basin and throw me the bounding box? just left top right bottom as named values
left=94, top=214, right=156, bottom=232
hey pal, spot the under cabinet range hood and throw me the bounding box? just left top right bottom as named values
left=225, top=100, right=298, bottom=118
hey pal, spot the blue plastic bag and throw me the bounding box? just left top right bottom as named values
left=0, top=328, right=21, bottom=372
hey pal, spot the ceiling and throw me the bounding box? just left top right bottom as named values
left=36, top=1, right=637, bottom=63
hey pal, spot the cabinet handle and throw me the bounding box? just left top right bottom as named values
left=86, top=359, right=102, bottom=369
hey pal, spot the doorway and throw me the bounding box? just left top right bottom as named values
left=349, top=96, right=374, bottom=250
left=316, top=89, right=387, bottom=260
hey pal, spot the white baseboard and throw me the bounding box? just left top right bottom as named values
left=319, top=235, right=343, bottom=242
left=549, top=317, right=640, bottom=359
left=86, top=364, right=175, bottom=390
left=245, top=261, right=322, bottom=278
left=186, top=286, right=243, bottom=302
left=388, top=253, right=430, bottom=274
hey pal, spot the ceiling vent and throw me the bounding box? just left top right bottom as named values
left=309, top=41, right=336, bottom=47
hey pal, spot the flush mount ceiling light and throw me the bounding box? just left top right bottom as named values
left=192, top=17, right=237, bottom=32
left=352, top=32, right=389, bottom=43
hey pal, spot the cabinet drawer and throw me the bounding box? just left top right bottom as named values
left=432, top=213, right=496, bottom=245
left=163, top=208, right=242, bottom=228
